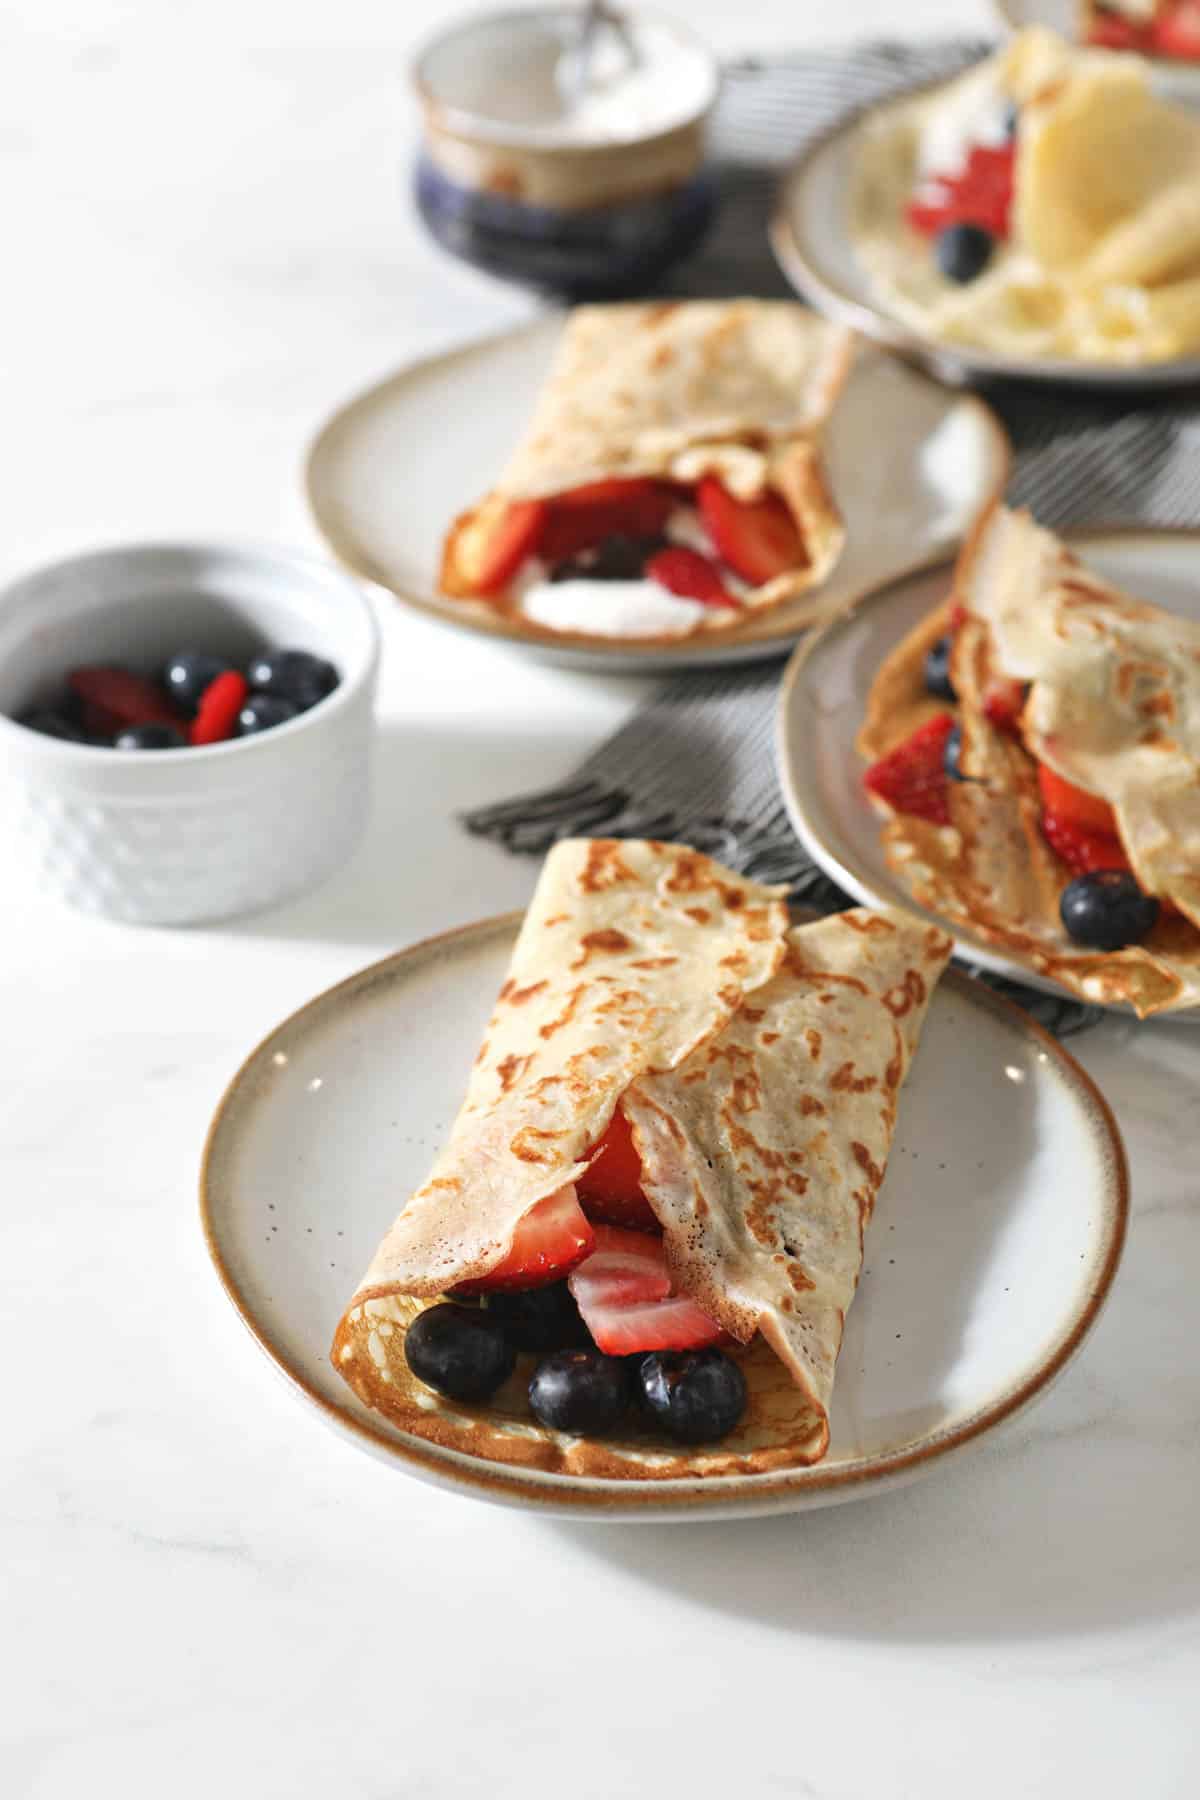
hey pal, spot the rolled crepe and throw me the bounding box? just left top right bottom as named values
left=859, top=505, right=1200, bottom=1017
left=333, top=839, right=952, bottom=1475
left=441, top=301, right=854, bottom=614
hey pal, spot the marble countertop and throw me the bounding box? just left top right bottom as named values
left=5, top=3, right=1197, bottom=1796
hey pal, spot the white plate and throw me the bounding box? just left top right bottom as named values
left=201, top=910, right=1127, bottom=1520
left=304, top=316, right=1009, bottom=672
left=993, top=0, right=1200, bottom=104
left=776, top=527, right=1200, bottom=1013
left=771, top=76, right=1200, bottom=392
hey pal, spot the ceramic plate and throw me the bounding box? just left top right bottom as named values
left=201, top=910, right=1127, bottom=1519
left=993, top=0, right=1200, bottom=103
left=771, top=76, right=1200, bottom=392
left=776, top=526, right=1200, bottom=1013
left=304, top=316, right=1008, bottom=672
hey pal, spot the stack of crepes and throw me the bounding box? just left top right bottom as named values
left=333, top=839, right=952, bottom=1478
left=440, top=301, right=854, bottom=621
left=860, top=506, right=1200, bottom=1017
left=854, top=27, right=1200, bottom=363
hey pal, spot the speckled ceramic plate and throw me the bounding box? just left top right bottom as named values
left=771, top=70, right=1200, bottom=392
left=776, top=527, right=1200, bottom=1017
left=303, top=315, right=1008, bottom=672
left=993, top=0, right=1200, bottom=103
left=200, top=910, right=1127, bottom=1519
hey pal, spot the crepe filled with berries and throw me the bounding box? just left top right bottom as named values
left=438, top=301, right=854, bottom=639
left=332, top=839, right=950, bottom=1478
left=859, top=505, right=1200, bottom=1017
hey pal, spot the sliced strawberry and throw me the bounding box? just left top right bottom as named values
left=67, top=667, right=183, bottom=732
left=473, top=499, right=547, bottom=595
left=1152, top=2, right=1200, bottom=58
left=696, top=477, right=806, bottom=586
left=907, top=140, right=1015, bottom=239
left=579, top=1292, right=724, bottom=1356
left=456, top=1185, right=595, bottom=1295
left=645, top=546, right=740, bottom=610
left=1041, top=810, right=1131, bottom=878
left=863, top=712, right=956, bottom=826
left=540, top=479, right=675, bottom=562
left=1087, top=11, right=1151, bottom=50
left=569, top=1227, right=671, bottom=1309
left=1037, top=765, right=1118, bottom=838
left=983, top=676, right=1027, bottom=733
left=576, top=1109, right=659, bottom=1232
left=190, top=670, right=249, bottom=746
left=948, top=601, right=968, bottom=632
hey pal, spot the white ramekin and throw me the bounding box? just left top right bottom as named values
left=0, top=541, right=380, bottom=926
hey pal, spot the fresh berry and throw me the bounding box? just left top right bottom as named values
left=645, top=546, right=740, bottom=609
left=1003, top=102, right=1019, bottom=138
left=935, top=223, right=995, bottom=284
left=575, top=1290, right=723, bottom=1356
left=527, top=1348, right=631, bottom=1435
left=569, top=1225, right=673, bottom=1309
left=67, top=667, right=183, bottom=732
left=907, top=141, right=1015, bottom=239
left=1088, top=12, right=1150, bottom=49
left=17, top=708, right=88, bottom=742
left=948, top=600, right=968, bottom=631
left=190, top=670, right=249, bottom=746
left=576, top=1110, right=658, bottom=1232
left=923, top=633, right=956, bottom=700
left=943, top=723, right=968, bottom=781
left=983, top=676, right=1027, bottom=732
left=237, top=694, right=299, bottom=737
left=638, top=1348, right=747, bottom=1444
left=404, top=1303, right=516, bottom=1402
left=1037, top=765, right=1118, bottom=838
left=455, top=1185, right=595, bottom=1295
left=470, top=498, right=546, bottom=594
left=1060, top=871, right=1159, bottom=952
left=244, top=650, right=339, bottom=713
left=481, top=1281, right=590, bottom=1351
left=541, top=479, right=675, bottom=563
left=862, top=712, right=956, bottom=826
left=1040, top=808, right=1130, bottom=877
left=163, top=651, right=235, bottom=715
left=114, top=723, right=187, bottom=750
left=1153, top=2, right=1200, bottom=57
left=696, top=477, right=805, bottom=586
left=549, top=534, right=663, bottom=583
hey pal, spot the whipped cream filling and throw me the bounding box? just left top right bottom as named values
left=513, top=509, right=743, bottom=638
left=915, top=65, right=1011, bottom=184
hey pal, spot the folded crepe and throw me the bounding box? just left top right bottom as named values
left=332, top=838, right=952, bottom=1477
left=441, top=301, right=854, bottom=621
left=859, top=505, right=1200, bottom=1017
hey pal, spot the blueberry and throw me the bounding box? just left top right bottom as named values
left=17, top=708, right=88, bottom=742
left=528, top=1348, right=632, bottom=1435
left=943, top=723, right=967, bottom=782
left=483, top=1281, right=590, bottom=1352
left=404, top=1303, right=515, bottom=1402
left=638, top=1348, right=747, bottom=1445
left=1003, top=101, right=1019, bottom=138
left=549, top=535, right=664, bottom=584
left=237, top=694, right=299, bottom=737
left=935, top=223, right=995, bottom=285
left=245, top=650, right=338, bottom=713
left=924, top=633, right=956, bottom=700
left=163, top=651, right=234, bottom=715
left=1059, top=871, right=1159, bottom=952
left=114, top=722, right=187, bottom=750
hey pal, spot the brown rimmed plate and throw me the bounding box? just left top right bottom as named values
left=200, top=910, right=1127, bottom=1518
left=303, top=315, right=1009, bottom=672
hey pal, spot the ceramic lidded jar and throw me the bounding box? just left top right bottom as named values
left=412, top=6, right=720, bottom=298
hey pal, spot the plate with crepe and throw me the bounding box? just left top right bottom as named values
left=778, top=512, right=1200, bottom=1018
left=305, top=302, right=1008, bottom=671
left=773, top=26, right=1200, bottom=387
left=201, top=839, right=1127, bottom=1518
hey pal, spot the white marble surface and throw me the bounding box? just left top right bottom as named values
left=5, top=3, right=1198, bottom=1796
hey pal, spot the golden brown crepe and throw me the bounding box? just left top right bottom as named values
left=441, top=301, right=854, bottom=620
left=332, top=838, right=951, bottom=1477
left=859, top=506, right=1200, bottom=1017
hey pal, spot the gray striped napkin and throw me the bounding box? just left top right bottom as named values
left=462, top=42, right=1200, bottom=1034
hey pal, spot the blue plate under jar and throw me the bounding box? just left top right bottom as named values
left=411, top=6, right=720, bottom=299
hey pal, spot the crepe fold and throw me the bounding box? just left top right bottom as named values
left=859, top=506, right=1200, bottom=1017
left=441, top=301, right=854, bottom=613
left=333, top=837, right=951, bottom=1475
